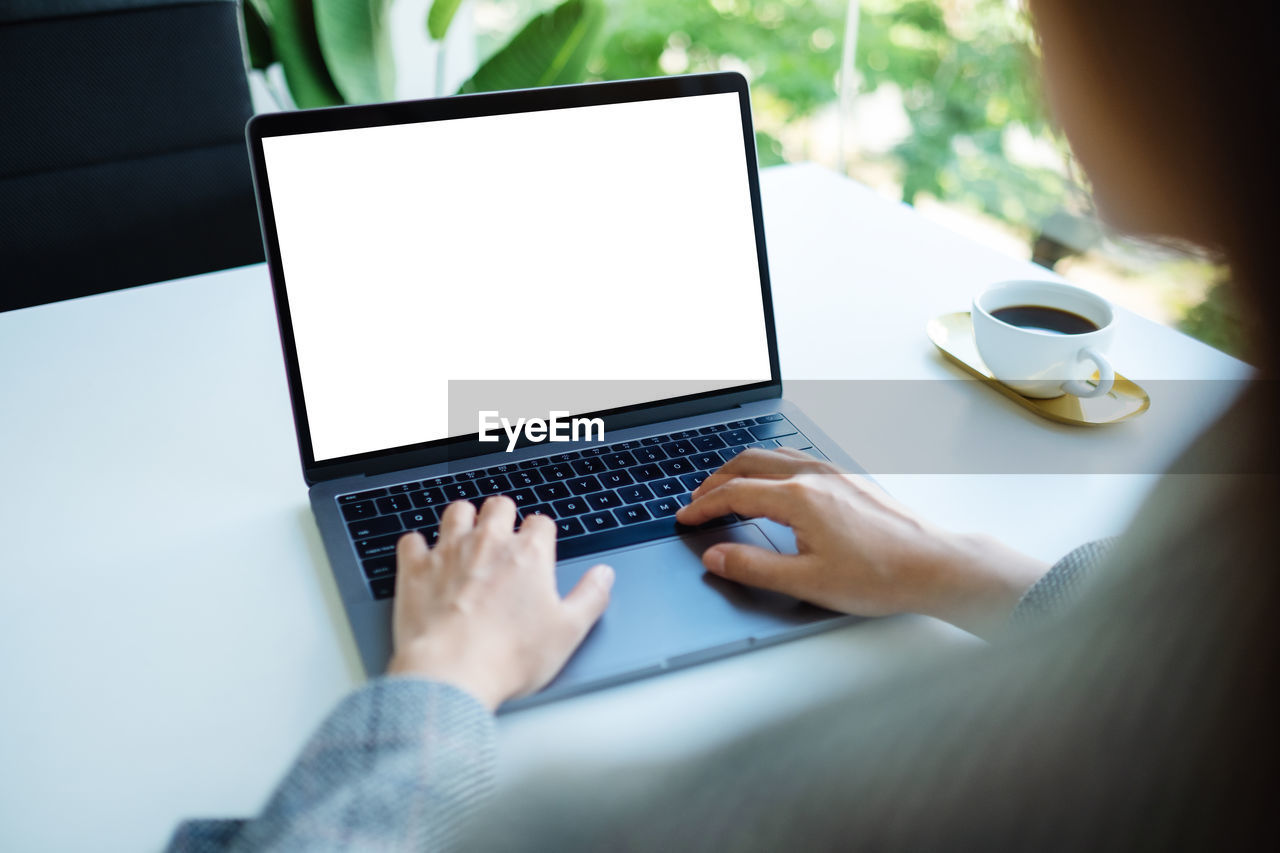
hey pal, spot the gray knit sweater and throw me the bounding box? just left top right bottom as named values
left=166, top=541, right=1110, bottom=852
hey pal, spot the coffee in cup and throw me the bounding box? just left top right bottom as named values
left=972, top=280, right=1115, bottom=399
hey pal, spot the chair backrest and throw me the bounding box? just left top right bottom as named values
left=0, top=0, right=264, bottom=312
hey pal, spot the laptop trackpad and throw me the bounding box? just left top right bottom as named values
left=546, top=523, right=835, bottom=694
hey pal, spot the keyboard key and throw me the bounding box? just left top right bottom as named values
left=534, top=482, right=570, bottom=501
left=410, top=487, right=445, bottom=508
left=400, top=509, right=434, bottom=528
left=698, top=426, right=720, bottom=435
left=477, top=475, right=511, bottom=495
left=670, top=429, right=699, bottom=440
left=609, top=441, right=637, bottom=451
left=485, top=464, right=517, bottom=476
left=652, top=478, right=682, bottom=497
left=419, top=525, right=440, bottom=546
left=777, top=433, right=813, bottom=450
left=632, top=464, right=664, bottom=482
left=755, top=413, right=785, bottom=423
left=370, top=577, right=396, bottom=600
left=693, top=434, right=726, bottom=451
left=680, top=471, right=710, bottom=491
left=454, top=469, right=482, bottom=480
left=555, top=517, right=586, bottom=538
left=339, top=488, right=386, bottom=503
left=509, top=468, right=543, bottom=488
left=659, top=458, right=694, bottom=476
left=375, top=494, right=412, bottom=514
left=690, top=452, right=722, bottom=470
left=507, top=488, right=537, bottom=507
left=603, top=451, right=637, bottom=470
left=632, top=445, right=666, bottom=463
left=587, top=491, right=622, bottom=510
left=802, top=447, right=828, bottom=461
left=752, top=439, right=781, bottom=450
left=521, top=503, right=555, bottom=519
left=555, top=518, right=680, bottom=560
left=568, top=475, right=602, bottom=496
left=618, top=484, right=653, bottom=504
left=722, top=429, right=753, bottom=446
left=615, top=505, right=652, bottom=525
left=727, top=420, right=751, bottom=429
left=341, top=500, right=376, bottom=521
left=553, top=496, right=590, bottom=516
left=572, top=457, right=604, bottom=476
left=444, top=482, right=477, bottom=501
left=641, top=436, right=665, bottom=445
left=645, top=496, right=680, bottom=517
left=388, top=482, right=419, bottom=493
left=544, top=463, right=572, bottom=481
left=663, top=439, right=696, bottom=457
left=349, top=515, right=401, bottom=539
left=518, top=459, right=543, bottom=469
left=362, top=557, right=396, bottom=580
left=422, top=475, right=452, bottom=488
left=581, top=511, right=619, bottom=532
left=550, top=451, right=580, bottom=462
left=676, top=493, right=693, bottom=507
left=749, top=421, right=797, bottom=440
left=355, top=532, right=401, bottom=559
left=581, top=445, right=607, bottom=456
left=719, top=446, right=748, bottom=462
left=599, top=469, right=634, bottom=488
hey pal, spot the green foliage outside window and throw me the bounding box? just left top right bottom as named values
left=591, top=0, right=1075, bottom=225
left=241, top=0, right=604, bottom=107
left=1178, top=281, right=1250, bottom=362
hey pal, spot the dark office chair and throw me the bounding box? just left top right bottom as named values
left=0, top=0, right=264, bottom=312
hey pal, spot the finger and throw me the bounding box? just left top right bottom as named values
left=693, top=448, right=820, bottom=498
left=517, top=511, right=557, bottom=548
left=396, top=530, right=428, bottom=567
left=476, top=495, right=517, bottom=533
left=560, top=564, right=614, bottom=642
left=392, top=533, right=429, bottom=620
left=702, top=543, right=802, bottom=594
left=677, top=477, right=802, bottom=527
left=438, top=499, right=477, bottom=541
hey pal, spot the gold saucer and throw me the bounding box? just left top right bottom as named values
left=927, top=312, right=1150, bottom=426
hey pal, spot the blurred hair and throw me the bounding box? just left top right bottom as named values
left=1028, top=0, right=1279, bottom=373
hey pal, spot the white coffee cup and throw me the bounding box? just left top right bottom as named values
left=972, top=280, right=1115, bottom=399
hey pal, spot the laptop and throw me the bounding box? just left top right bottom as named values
left=246, top=71, right=864, bottom=710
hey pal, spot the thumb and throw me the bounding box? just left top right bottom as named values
left=702, top=543, right=798, bottom=593
left=561, top=563, right=614, bottom=640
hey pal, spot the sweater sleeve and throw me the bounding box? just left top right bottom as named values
left=1008, top=537, right=1117, bottom=627
left=166, top=677, right=497, bottom=853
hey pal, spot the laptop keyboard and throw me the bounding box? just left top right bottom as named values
left=338, top=415, right=821, bottom=599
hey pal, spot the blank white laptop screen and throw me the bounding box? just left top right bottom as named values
left=262, top=91, right=772, bottom=462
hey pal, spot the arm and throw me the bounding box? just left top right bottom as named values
left=168, top=498, right=612, bottom=852
left=169, top=679, right=495, bottom=852
left=1009, top=537, right=1116, bottom=627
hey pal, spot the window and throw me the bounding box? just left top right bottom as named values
left=245, top=0, right=1242, bottom=359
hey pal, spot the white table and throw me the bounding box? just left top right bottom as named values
left=0, top=164, right=1251, bottom=851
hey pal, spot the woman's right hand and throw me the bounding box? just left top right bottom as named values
left=675, top=449, right=1047, bottom=638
